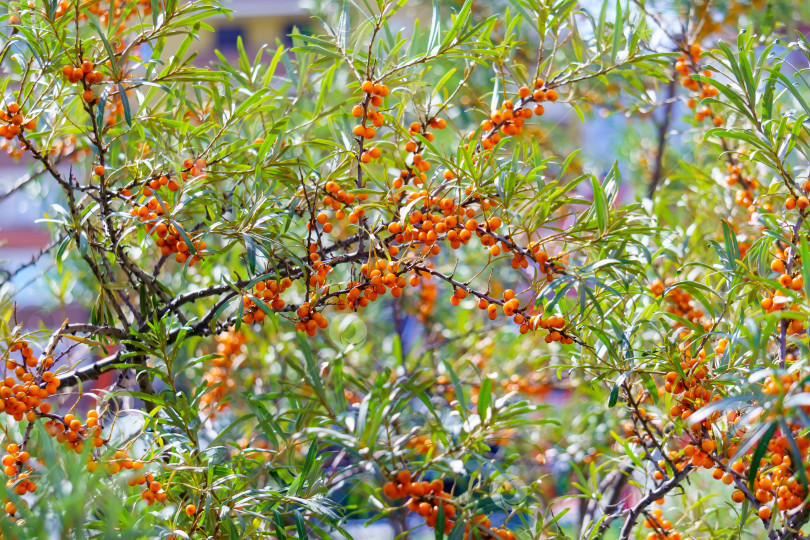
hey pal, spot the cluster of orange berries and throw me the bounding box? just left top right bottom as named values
left=152, top=223, right=205, bottom=265
left=104, top=95, right=129, bottom=127
left=387, top=200, right=471, bottom=255
left=760, top=253, right=807, bottom=335
left=306, top=244, right=335, bottom=291
left=242, top=278, right=292, bottom=324
left=0, top=350, right=133, bottom=516
left=3, top=448, right=33, bottom=487
left=141, top=173, right=181, bottom=195
left=466, top=77, right=557, bottom=152
left=316, top=180, right=369, bottom=227
left=383, top=470, right=515, bottom=540
left=660, top=353, right=810, bottom=520
left=405, top=435, right=434, bottom=455
left=6, top=473, right=35, bottom=497
left=1, top=498, right=18, bottom=519
left=44, top=410, right=104, bottom=455
left=309, top=259, right=402, bottom=315
left=783, top=180, right=810, bottom=212
left=61, top=59, right=105, bottom=104
left=0, top=137, right=24, bottom=160
left=675, top=44, right=723, bottom=126
left=287, top=87, right=575, bottom=341
left=663, top=354, right=718, bottom=427
left=4, top=340, right=59, bottom=421
left=415, top=275, right=437, bottom=322
left=127, top=209, right=205, bottom=265
left=85, top=447, right=142, bottom=476
left=726, top=162, right=762, bottom=210
left=293, top=242, right=569, bottom=341
left=293, top=302, right=330, bottom=336
left=136, top=473, right=167, bottom=505
left=351, top=81, right=390, bottom=150
left=2, top=444, right=36, bottom=503
left=704, top=408, right=807, bottom=518
left=0, top=103, right=35, bottom=140
left=134, top=158, right=203, bottom=200
left=201, top=329, right=247, bottom=413
left=356, top=259, right=408, bottom=299
left=499, top=373, right=552, bottom=397
left=380, top=196, right=570, bottom=337
left=179, top=157, right=207, bottom=182
left=387, top=189, right=561, bottom=274
left=393, top=118, right=447, bottom=187
left=479, top=289, right=570, bottom=340
left=84, top=0, right=155, bottom=25
left=649, top=279, right=707, bottom=334
left=710, top=373, right=810, bottom=517
left=124, top=166, right=206, bottom=266
left=128, top=195, right=165, bottom=222
left=14, top=0, right=153, bottom=25
left=231, top=437, right=271, bottom=459
left=642, top=501, right=683, bottom=540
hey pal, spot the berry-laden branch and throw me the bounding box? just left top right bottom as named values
left=617, top=464, right=694, bottom=540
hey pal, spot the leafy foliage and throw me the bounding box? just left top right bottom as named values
left=1, top=0, right=810, bottom=539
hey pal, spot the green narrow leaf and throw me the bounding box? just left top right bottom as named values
left=590, top=175, right=608, bottom=233
left=150, top=0, right=160, bottom=26
left=441, top=359, right=468, bottom=420
left=298, top=332, right=328, bottom=405
left=294, top=510, right=307, bottom=538
left=477, top=378, right=492, bottom=419
left=780, top=418, right=808, bottom=489
left=88, top=16, right=120, bottom=78
left=273, top=509, right=287, bottom=539
left=435, top=503, right=445, bottom=540
left=747, top=422, right=777, bottom=490
left=243, top=233, right=257, bottom=274
left=611, top=0, right=623, bottom=63
left=721, top=220, right=740, bottom=265
left=608, top=371, right=631, bottom=408
left=427, top=0, right=441, bottom=54
left=117, top=83, right=132, bottom=126
left=490, top=69, right=501, bottom=114
left=799, top=237, right=810, bottom=302
left=337, top=0, right=349, bottom=50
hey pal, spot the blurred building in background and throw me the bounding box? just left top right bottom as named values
left=193, top=0, right=311, bottom=61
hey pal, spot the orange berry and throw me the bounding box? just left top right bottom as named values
left=758, top=505, right=771, bottom=519
left=396, top=470, right=412, bottom=485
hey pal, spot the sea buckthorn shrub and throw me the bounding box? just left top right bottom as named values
left=1, top=0, right=810, bottom=538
